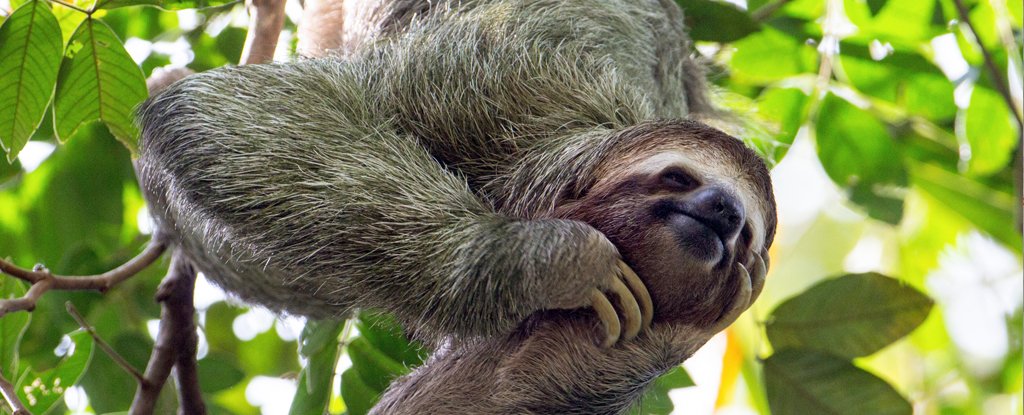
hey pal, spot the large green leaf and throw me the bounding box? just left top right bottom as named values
left=197, top=353, right=245, bottom=394
left=341, top=366, right=379, bottom=415
left=0, top=0, right=63, bottom=162
left=0, top=278, right=30, bottom=377
left=816, top=94, right=908, bottom=224
left=730, top=27, right=817, bottom=85
left=910, top=161, right=1021, bottom=249
left=766, top=273, right=933, bottom=358
left=963, top=86, right=1018, bottom=176
left=23, top=124, right=132, bottom=266
left=675, top=0, right=760, bottom=42
left=52, top=18, right=147, bottom=153
left=340, top=313, right=425, bottom=414
left=17, top=329, right=95, bottom=415
left=290, top=320, right=344, bottom=415
left=764, top=349, right=912, bottom=415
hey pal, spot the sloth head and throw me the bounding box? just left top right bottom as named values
left=557, top=121, right=777, bottom=327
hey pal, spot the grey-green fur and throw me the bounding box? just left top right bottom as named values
left=135, top=1, right=746, bottom=413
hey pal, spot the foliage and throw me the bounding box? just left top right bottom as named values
left=0, top=0, right=1020, bottom=414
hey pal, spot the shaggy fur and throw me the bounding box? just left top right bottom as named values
left=136, top=0, right=777, bottom=413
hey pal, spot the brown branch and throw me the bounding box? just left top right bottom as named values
left=0, top=368, right=28, bottom=415
left=952, top=0, right=1024, bottom=130
left=239, top=0, right=287, bottom=65
left=0, top=241, right=167, bottom=317
left=66, top=302, right=146, bottom=383
left=130, top=252, right=206, bottom=415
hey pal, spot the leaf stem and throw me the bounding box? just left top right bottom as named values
left=951, top=0, right=1024, bottom=130
left=66, top=302, right=146, bottom=384
left=46, top=0, right=91, bottom=15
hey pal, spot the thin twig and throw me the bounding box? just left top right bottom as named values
left=951, top=0, right=1024, bottom=130
left=45, top=0, right=91, bottom=14
left=0, top=241, right=167, bottom=316
left=66, top=302, right=145, bottom=384
left=751, top=0, right=793, bottom=23
left=129, top=252, right=206, bottom=415
left=0, top=367, right=28, bottom=415
left=239, top=0, right=287, bottom=64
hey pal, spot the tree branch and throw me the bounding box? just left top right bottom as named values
left=952, top=0, right=1024, bottom=130
left=129, top=252, right=206, bottom=415
left=0, top=241, right=167, bottom=316
left=66, top=302, right=146, bottom=384
left=239, top=0, right=287, bottom=65
left=0, top=368, right=28, bottom=415
left=0, top=240, right=165, bottom=315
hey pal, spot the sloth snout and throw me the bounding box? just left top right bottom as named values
left=684, top=186, right=745, bottom=241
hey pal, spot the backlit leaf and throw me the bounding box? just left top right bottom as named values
left=17, top=329, right=94, bottom=415
left=0, top=0, right=63, bottom=162
left=52, top=18, right=147, bottom=153
left=764, top=349, right=912, bottom=415
left=766, top=273, right=933, bottom=358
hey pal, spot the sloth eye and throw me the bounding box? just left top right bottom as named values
left=660, top=168, right=698, bottom=191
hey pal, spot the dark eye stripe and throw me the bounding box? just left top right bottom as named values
left=659, top=167, right=699, bottom=191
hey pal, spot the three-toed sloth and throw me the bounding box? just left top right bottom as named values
left=136, top=0, right=776, bottom=413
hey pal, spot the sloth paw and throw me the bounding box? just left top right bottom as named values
left=708, top=250, right=770, bottom=333
left=588, top=260, right=654, bottom=347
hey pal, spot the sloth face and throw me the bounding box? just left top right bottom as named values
left=558, top=124, right=776, bottom=326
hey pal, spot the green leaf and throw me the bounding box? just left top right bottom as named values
left=0, top=278, right=30, bottom=377
left=816, top=94, right=908, bottom=224
left=340, top=366, right=379, bottom=415
left=290, top=321, right=343, bottom=415
left=627, top=366, right=695, bottom=415
left=730, top=27, right=817, bottom=85
left=347, top=337, right=408, bottom=392
left=757, top=86, right=808, bottom=161
left=298, top=319, right=344, bottom=357
left=866, top=0, right=887, bottom=16
left=764, top=349, right=912, bottom=415
left=766, top=273, right=933, bottom=358
left=356, top=313, right=425, bottom=366
left=52, top=18, right=147, bottom=153
left=79, top=331, right=153, bottom=413
left=963, top=86, right=1018, bottom=176
left=0, top=158, right=22, bottom=183
left=910, top=161, right=1022, bottom=249
left=0, top=0, right=63, bottom=162
left=17, top=329, right=95, bottom=415
left=23, top=124, right=133, bottom=266
left=675, top=0, right=760, bottom=42
left=197, top=354, right=245, bottom=394
left=95, top=0, right=235, bottom=10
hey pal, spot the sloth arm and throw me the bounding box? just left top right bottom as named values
left=136, top=61, right=628, bottom=340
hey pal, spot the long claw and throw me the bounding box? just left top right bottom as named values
left=608, top=276, right=642, bottom=341
left=762, top=249, right=770, bottom=270
left=750, top=253, right=767, bottom=306
left=710, top=264, right=752, bottom=333
left=590, top=288, right=620, bottom=347
left=617, top=261, right=653, bottom=331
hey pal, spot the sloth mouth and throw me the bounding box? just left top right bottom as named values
left=667, top=214, right=727, bottom=263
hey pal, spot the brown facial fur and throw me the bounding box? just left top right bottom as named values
left=556, top=121, right=776, bottom=328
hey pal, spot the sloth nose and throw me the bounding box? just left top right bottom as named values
left=687, top=186, right=744, bottom=240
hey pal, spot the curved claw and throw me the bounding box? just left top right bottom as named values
left=590, top=288, right=620, bottom=347
left=617, top=261, right=653, bottom=331
left=608, top=276, right=642, bottom=341
left=750, top=253, right=767, bottom=306
left=710, top=264, right=752, bottom=333
left=762, top=249, right=770, bottom=270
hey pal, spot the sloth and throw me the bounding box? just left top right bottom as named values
left=135, top=0, right=776, bottom=413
